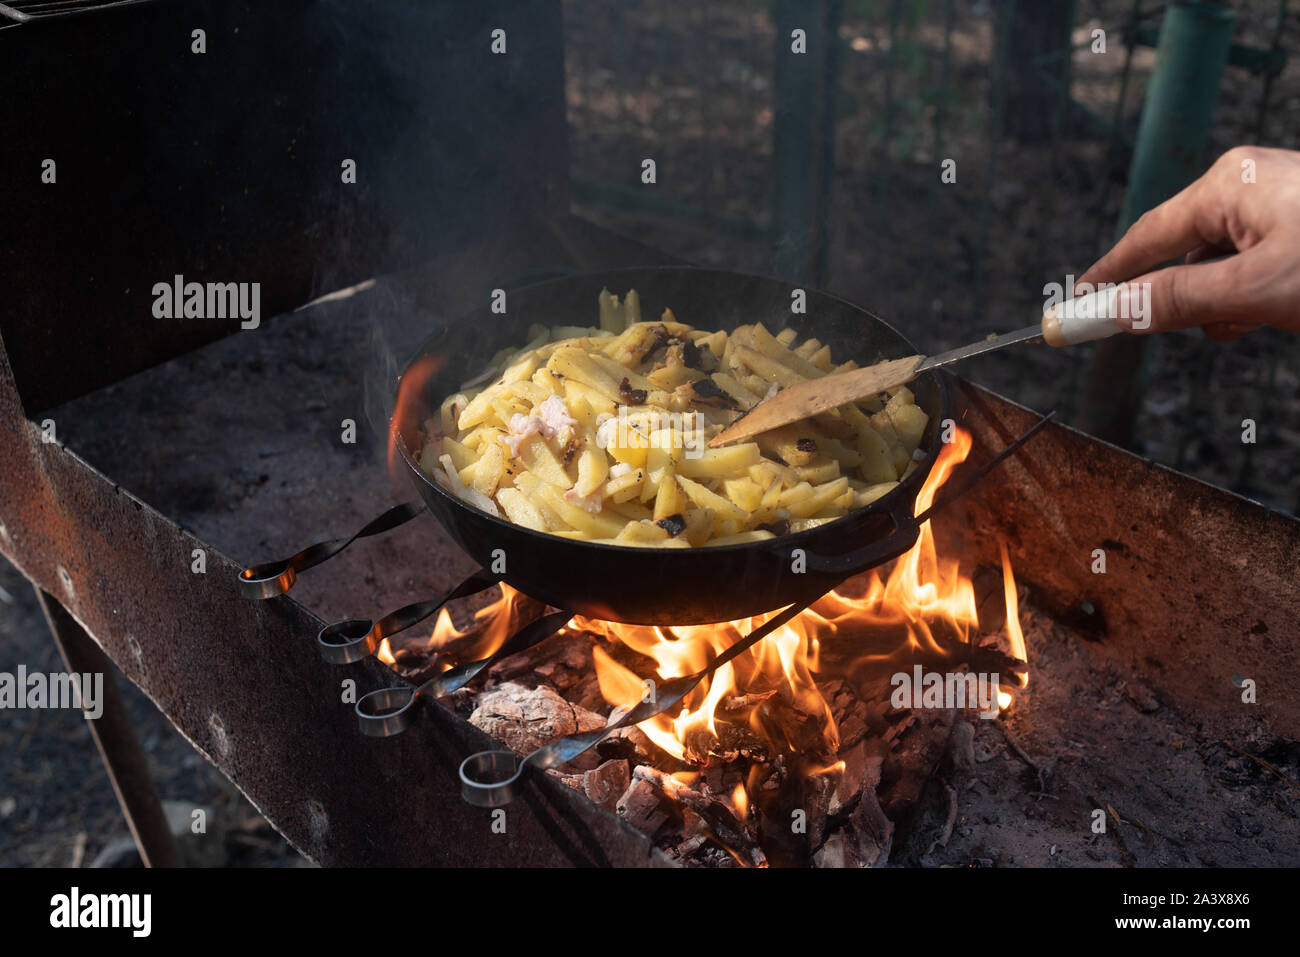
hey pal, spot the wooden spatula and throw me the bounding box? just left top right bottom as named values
left=709, top=286, right=1129, bottom=447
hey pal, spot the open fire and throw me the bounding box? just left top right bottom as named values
left=376, top=427, right=1030, bottom=863
left=582, top=427, right=1027, bottom=765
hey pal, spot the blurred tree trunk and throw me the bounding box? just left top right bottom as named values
left=771, top=0, right=843, bottom=285
left=996, top=0, right=1075, bottom=142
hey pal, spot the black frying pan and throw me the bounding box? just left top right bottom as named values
left=393, top=267, right=949, bottom=625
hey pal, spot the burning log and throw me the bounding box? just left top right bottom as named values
left=828, top=737, right=885, bottom=815
left=972, top=564, right=1008, bottom=636
left=550, top=759, right=632, bottom=813
left=803, top=766, right=838, bottom=849
left=487, top=631, right=593, bottom=686
left=553, top=760, right=633, bottom=813
left=879, top=706, right=956, bottom=826
left=814, top=790, right=894, bottom=868
left=594, top=725, right=655, bottom=767
left=633, top=765, right=767, bottom=867
left=833, top=695, right=874, bottom=751
left=812, top=832, right=853, bottom=868
left=721, top=689, right=778, bottom=712
left=616, top=777, right=669, bottom=835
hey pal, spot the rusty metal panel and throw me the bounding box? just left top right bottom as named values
left=0, top=251, right=672, bottom=865
left=932, top=382, right=1300, bottom=740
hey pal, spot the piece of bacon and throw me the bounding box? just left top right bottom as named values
left=505, top=395, right=577, bottom=457
left=504, top=413, right=541, bottom=457
left=536, top=394, right=577, bottom=439
left=563, top=484, right=605, bottom=513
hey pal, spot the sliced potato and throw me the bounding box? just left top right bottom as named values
left=857, top=481, right=899, bottom=507
left=497, top=487, right=549, bottom=532
left=653, top=472, right=683, bottom=520
left=784, top=477, right=850, bottom=519
left=676, top=443, right=761, bottom=480
left=431, top=291, right=931, bottom=546
left=539, top=485, right=624, bottom=538
left=574, top=443, right=609, bottom=497
left=888, top=402, right=929, bottom=451
left=857, top=427, right=897, bottom=484
left=676, top=475, right=749, bottom=521
left=517, top=433, right=572, bottom=488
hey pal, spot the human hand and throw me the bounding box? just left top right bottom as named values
left=1078, top=146, right=1300, bottom=341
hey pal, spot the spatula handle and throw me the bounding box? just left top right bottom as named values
left=1040, top=289, right=1127, bottom=346
left=1042, top=254, right=1231, bottom=346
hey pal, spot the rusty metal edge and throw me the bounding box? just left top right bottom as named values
left=0, top=333, right=670, bottom=867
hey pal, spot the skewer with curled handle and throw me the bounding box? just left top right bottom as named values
left=315, top=568, right=501, bottom=664
left=235, top=500, right=500, bottom=665
left=353, top=609, right=576, bottom=736
left=236, top=501, right=424, bottom=600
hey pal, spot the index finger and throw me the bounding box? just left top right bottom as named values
left=1076, top=145, right=1268, bottom=287
left=1078, top=182, right=1215, bottom=288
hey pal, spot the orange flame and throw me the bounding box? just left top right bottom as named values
left=732, top=782, right=749, bottom=819
left=586, top=427, right=1029, bottom=761
left=378, top=581, right=535, bottom=668
left=390, top=426, right=1030, bottom=767
left=388, top=354, right=446, bottom=480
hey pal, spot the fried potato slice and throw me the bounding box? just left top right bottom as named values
left=427, top=290, right=933, bottom=546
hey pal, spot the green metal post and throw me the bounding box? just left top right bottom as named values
left=1079, top=2, right=1234, bottom=447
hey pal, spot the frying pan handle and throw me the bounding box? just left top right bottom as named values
left=236, top=501, right=425, bottom=599
left=805, top=499, right=922, bottom=578
left=315, top=567, right=501, bottom=664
